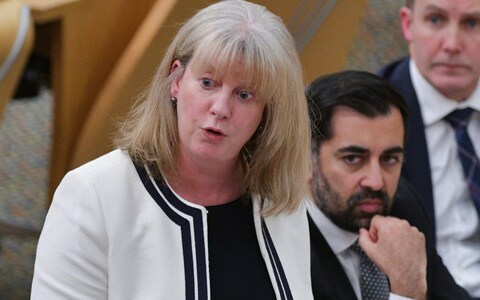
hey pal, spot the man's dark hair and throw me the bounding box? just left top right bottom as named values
left=305, top=70, right=409, bottom=153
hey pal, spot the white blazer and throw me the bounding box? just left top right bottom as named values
left=31, top=150, right=313, bottom=299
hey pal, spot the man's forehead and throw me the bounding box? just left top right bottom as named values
left=334, top=145, right=404, bottom=156
left=415, top=0, right=480, bottom=15
left=326, top=106, right=405, bottom=152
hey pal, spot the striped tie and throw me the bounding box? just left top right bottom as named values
left=445, top=108, right=480, bottom=218
left=351, top=242, right=389, bottom=300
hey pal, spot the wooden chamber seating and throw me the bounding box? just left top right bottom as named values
left=0, top=0, right=35, bottom=119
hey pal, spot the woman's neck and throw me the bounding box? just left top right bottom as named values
left=166, top=155, right=245, bottom=206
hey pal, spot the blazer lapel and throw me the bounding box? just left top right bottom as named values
left=379, top=57, right=436, bottom=235
left=308, top=215, right=357, bottom=300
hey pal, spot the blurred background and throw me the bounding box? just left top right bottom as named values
left=0, top=0, right=406, bottom=298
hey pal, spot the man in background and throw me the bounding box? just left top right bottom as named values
left=307, top=70, right=470, bottom=299
left=380, top=0, right=480, bottom=297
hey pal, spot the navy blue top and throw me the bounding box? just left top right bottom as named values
left=207, top=199, right=275, bottom=300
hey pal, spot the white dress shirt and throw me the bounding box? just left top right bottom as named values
left=410, top=60, right=480, bottom=297
left=307, top=201, right=411, bottom=300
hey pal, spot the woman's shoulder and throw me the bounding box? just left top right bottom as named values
left=59, top=149, right=138, bottom=191
left=70, top=149, right=132, bottom=176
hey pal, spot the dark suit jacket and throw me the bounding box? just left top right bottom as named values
left=310, top=178, right=472, bottom=300
left=379, top=57, right=437, bottom=236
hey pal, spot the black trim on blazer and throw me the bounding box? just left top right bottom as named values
left=261, top=219, right=293, bottom=300
left=134, top=162, right=208, bottom=300
left=153, top=177, right=208, bottom=300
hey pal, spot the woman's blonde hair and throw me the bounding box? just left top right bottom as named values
left=116, top=0, right=311, bottom=215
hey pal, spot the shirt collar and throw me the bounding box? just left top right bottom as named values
left=307, top=199, right=358, bottom=255
left=409, top=59, right=480, bottom=126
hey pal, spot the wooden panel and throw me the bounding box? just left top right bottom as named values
left=71, top=0, right=206, bottom=168
left=27, top=0, right=158, bottom=199
left=0, top=0, right=35, bottom=119
left=26, top=0, right=83, bottom=23
left=299, top=0, right=368, bottom=82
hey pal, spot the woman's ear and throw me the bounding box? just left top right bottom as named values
left=170, top=60, right=183, bottom=98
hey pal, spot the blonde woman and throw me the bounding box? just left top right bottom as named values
left=32, top=0, right=312, bottom=298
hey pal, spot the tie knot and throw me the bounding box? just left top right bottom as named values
left=445, top=108, right=474, bottom=129
left=350, top=241, right=365, bottom=256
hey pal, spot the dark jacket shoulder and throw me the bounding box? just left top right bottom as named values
left=391, top=178, right=472, bottom=300
left=309, top=178, right=471, bottom=299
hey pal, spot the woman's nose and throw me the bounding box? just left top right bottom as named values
left=209, top=92, right=231, bottom=119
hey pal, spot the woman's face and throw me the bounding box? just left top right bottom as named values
left=170, top=59, right=266, bottom=167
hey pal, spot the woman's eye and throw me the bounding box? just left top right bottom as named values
left=238, top=90, right=254, bottom=101
left=201, top=78, right=214, bottom=88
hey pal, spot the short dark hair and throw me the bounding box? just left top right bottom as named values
left=405, top=0, right=414, bottom=8
left=305, top=70, right=409, bottom=153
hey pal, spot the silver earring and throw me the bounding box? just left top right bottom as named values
left=171, top=96, right=177, bottom=102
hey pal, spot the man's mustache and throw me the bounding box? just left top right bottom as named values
left=348, top=189, right=388, bottom=206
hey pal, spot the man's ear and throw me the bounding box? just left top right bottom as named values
left=400, top=6, right=414, bottom=42
left=307, top=159, right=314, bottom=190
left=170, top=60, right=183, bottom=98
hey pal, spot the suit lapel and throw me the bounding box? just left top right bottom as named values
left=308, top=215, right=357, bottom=300
left=380, top=58, right=436, bottom=236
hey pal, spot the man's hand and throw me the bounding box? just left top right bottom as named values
left=358, top=215, right=427, bottom=300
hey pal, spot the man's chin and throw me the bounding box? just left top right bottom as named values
left=352, top=210, right=383, bottom=230
left=356, top=217, right=373, bottom=230
left=429, top=74, right=475, bottom=100
left=335, top=217, right=373, bottom=233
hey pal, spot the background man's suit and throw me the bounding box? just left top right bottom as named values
left=379, top=57, right=437, bottom=235
left=309, top=178, right=471, bottom=300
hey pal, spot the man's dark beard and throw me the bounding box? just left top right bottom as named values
left=311, top=170, right=391, bottom=233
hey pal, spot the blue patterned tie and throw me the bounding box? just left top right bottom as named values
left=351, top=242, right=389, bottom=300
left=445, top=108, right=480, bottom=218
